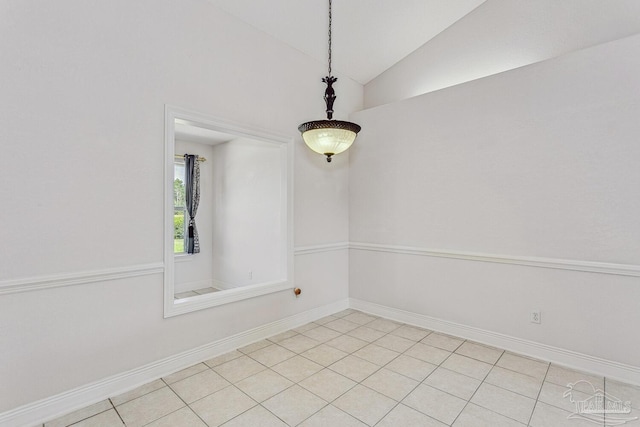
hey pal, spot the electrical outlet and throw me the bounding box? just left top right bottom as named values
left=530, top=310, right=541, bottom=324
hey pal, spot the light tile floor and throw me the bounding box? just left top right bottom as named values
left=43, top=309, right=640, bottom=426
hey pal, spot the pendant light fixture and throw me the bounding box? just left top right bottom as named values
left=298, top=0, right=361, bottom=163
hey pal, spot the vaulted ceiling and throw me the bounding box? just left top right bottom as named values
left=208, top=0, right=640, bottom=107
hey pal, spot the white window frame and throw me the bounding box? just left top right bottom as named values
left=163, top=105, right=294, bottom=317
left=173, top=158, right=187, bottom=256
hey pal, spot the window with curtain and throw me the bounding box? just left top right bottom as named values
left=173, top=159, right=187, bottom=254
left=184, top=154, right=201, bottom=254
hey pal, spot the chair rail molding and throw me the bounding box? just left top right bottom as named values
left=3, top=241, right=637, bottom=296
left=0, top=263, right=165, bottom=296
left=294, top=242, right=350, bottom=256
left=350, top=242, right=640, bottom=277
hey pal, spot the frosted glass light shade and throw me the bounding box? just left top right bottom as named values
left=298, top=119, right=361, bottom=162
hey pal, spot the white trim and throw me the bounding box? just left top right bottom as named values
left=350, top=298, right=640, bottom=386
left=163, top=105, right=295, bottom=317
left=0, top=263, right=164, bottom=296
left=0, top=239, right=350, bottom=297
left=168, top=280, right=293, bottom=317
left=350, top=242, right=640, bottom=277
left=3, top=241, right=635, bottom=297
left=174, top=254, right=194, bottom=263
left=211, top=278, right=252, bottom=291
left=294, top=242, right=349, bottom=255
left=212, top=278, right=234, bottom=291
left=174, top=279, right=214, bottom=294
left=0, top=299, right=349, bottom=427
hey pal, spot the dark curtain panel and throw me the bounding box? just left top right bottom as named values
left=184, top=154, right=200, bottom=254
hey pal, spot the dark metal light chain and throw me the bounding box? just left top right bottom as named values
left=321, top=0, right=337, bottom=120
left=328, top=0, right=332, bottom=76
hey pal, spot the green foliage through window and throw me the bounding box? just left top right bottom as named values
left=174, top=162, right=187, bottom=253
left=174, top=178, right=185, bottom=206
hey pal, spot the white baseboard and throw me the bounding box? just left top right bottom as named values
left=350, top=298, right=640, bottom=386
left=0, top=299, right=349, bottom=427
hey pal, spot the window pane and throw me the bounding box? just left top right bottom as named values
left=174, top=162, right=186, bottom=208
left=174, top=159, right=186, bottom=254
left=174, top=210, right=185, bottom=253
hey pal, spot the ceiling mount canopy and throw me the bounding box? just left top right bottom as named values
left=298, top=0, right=361, bottom=163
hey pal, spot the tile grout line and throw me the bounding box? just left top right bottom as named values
left=158, top=376, right=211, bottom=427
left=294, top=315, right=401, bottom=425
left=442, top=341, right=548, bottom=426
left=326, top=316, right=402, bottom=426
left=139, top=381, right=188, bottom=426
left=333, top=318, right=456, bottom=425
left=108, top=398, right=126, bottom=426
left=222, top=320, right=398, bottom=426
left=437, top=337, right=481, bottom=427
left=328, top=315, right=446, bottom=426
left=526, top=361, right=552, bottom=427
left=470, top=351, right=546, bottom=426
left=210, top=327, right=349, bottom=426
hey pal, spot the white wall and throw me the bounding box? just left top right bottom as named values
left=0, top=0, right=361, bottom=414
left=351, top=35, right=640, bottom=368
left=174, top=140, right=215, bottom=293
left=365, top=0, right=640, bottom=108
left=211, top=138, right=284, bottom=289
